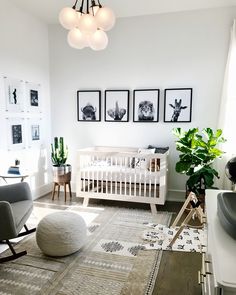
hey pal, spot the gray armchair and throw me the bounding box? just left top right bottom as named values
left=0, top=182, right=36, bottom=263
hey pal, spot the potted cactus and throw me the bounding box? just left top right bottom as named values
left=51, top=137, right=71, bottom=182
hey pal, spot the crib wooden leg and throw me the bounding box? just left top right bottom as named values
left=150, top=203, right=157, bottom=215
left=83, top=197, right=89, bottom=207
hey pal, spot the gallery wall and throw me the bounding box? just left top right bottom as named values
left=48, top=7, right=236, bottom=200
left=0, top=0, right=52, bottom=199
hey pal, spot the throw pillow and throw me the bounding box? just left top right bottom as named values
left=132, top=148, right=155, bottom=169
left=148, top=145, right=169, bottom=154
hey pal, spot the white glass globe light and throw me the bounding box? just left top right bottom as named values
left=59, top=7, right=78, bottom=30
left=76, top=11, right=83, bottom=27
left=89, top=30, right=108, bottom=50
left=67, top=28, right=87, bottom=49
left=78, top=14, right=97, bottom=35
left=95, top=7, right=115, bottom=31
left=89, top=5, right=100, bottom=16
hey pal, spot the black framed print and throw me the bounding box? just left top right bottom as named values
left=133, top=89, right=160, bottom=122
left=6, top=117, right=25, bottom=150
left=105, top=90, right=129, bottom=122
left=4, top=77, right=24, bottom=112
left=26, top=81, right=42, bottom=113
left=27, top=118, right=43, bottom=147
left=164, top=88, right=192, bottom=122
left=77, top=90, right=101, bottom=122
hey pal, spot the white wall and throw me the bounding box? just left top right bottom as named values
left=49, top=7, right=236, bottom=201
left=0, top=0, right=52, bottom=199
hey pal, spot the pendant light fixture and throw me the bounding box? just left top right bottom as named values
left=59, top=0, right=115, bottom=50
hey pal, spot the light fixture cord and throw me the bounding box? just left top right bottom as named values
left=79, top=0, right=85, bottom=13
left=72, top=0, right=78, bottom=9
left=86, top=0, right=89, bottom=13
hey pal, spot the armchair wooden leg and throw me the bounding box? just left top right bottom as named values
left=0, top=224, right=36, bottom=263
left=0, top=240, right=27, bottom=263
left=17, top=225, right=36, bottom=237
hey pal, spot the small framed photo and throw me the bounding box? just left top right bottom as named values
left=164, top=88, right=192, bottom=122
left=77, top=90, right=101, bottom=122
left=26, top=82, right=42, bottom=113
left=6, top=118, right=25, bottom=150
left=105, top=90, right=129, bottom=122
left=27, top=118, right=42, bottom=147
left=133, top=89, right=160, bottom=122
left=4, top=77, right=24, bottom=112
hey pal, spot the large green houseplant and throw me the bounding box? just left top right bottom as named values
left=173, top=127, right=226, bottom=196
left=51, top=137, right=71, bottom=180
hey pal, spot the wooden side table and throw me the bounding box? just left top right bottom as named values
left=51, top=172, right=72, bottom=202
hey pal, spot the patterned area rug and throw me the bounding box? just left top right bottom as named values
left=143, top=223, right=207, bottom=252
left=0, top=205, right=172, bottom=295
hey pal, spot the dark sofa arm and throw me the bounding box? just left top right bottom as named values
left=0, top=182, right=32, bottom=203
left=0, top=201, right=17, bottom=240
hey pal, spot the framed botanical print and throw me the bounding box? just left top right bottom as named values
left=4, top=77, right=24, bottom=112
left=77, top=90, right=101, bottom=122
left=133, top=89, right=160, bottom=122
left=25, top=82, right=42, bottom=113
left=6, top=118, right=25, bottom=150
left=105, top=90, right=129, bottom=122
left=164, top=88, right=193, bottom=122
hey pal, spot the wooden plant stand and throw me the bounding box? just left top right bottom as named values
left=168, top=192, right=206, bottom=248
left=52, top=172, right=72, bottom=202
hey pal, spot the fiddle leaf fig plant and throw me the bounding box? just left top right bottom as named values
left=173, top=127, right=226, bottom=195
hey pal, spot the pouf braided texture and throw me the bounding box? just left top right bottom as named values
left=36, top=211, right=87, bottom=257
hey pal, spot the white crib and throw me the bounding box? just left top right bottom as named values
left=76, top=146, right=168, bottom=214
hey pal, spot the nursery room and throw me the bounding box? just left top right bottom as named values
left=0, top=0, right=236, bottom=294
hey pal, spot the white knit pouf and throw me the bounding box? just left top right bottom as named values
left=36, top=211, right=87, bottom=257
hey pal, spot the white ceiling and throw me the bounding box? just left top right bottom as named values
left=10, top=0, right=236, bottom=24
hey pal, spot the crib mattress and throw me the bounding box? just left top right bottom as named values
left=80, top=165, right=160, bottom=184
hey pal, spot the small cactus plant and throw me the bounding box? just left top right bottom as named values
left=51, top=137, right=68, bottom=166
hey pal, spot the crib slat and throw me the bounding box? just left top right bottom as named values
left=139, top=162, right=142, bottom=197
left=144, top=168, right=147, bottom=197
left=115, top=157, right=118, bottom=195
left=119, top=157, right=122, bottom=195
left=134, top=164, right=137, bottom=197
left=154, top=158, right=157, bottom=198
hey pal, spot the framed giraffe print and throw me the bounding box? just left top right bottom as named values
left=164, top=88, right=192, bottom=122
left=133, top=89, right=160, bottom=122
left=105, top=90, right=129, bottom=122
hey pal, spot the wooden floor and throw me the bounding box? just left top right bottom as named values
left=36, top=192, right=202, bottom=295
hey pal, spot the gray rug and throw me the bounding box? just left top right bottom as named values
left=0, top=206, right=172, bottom=295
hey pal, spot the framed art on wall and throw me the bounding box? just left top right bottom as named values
left=4, top=77, right=24, bottom=112
left=164, top=88, right=193, bottom=122
left=25, top=82, right=42, bottom=113
left=27, top=118, right=42, bottom=147
left=133, top=89, right=160, bottom=122
left=6, top=118, right=25, bottom=150
left=105, top=90, right=129, bottom=122
left=77, top=90, right=101, bottom=122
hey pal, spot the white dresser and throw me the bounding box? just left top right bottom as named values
left=201, top=189, right=236, bottom=294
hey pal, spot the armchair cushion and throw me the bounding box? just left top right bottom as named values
left=0, top=183, right=33, bottom=241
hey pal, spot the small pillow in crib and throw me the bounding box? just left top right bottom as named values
left=132, top=148, right=155, bottom=169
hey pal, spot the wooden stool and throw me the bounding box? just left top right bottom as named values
left=51, top=172, right=72, bottom=202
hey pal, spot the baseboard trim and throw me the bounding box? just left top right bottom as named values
left=32, top=183, right=52, bottom=200
left=33, top=183, right=186, bottom=203
left=167, top=189, right=185, bottom=202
